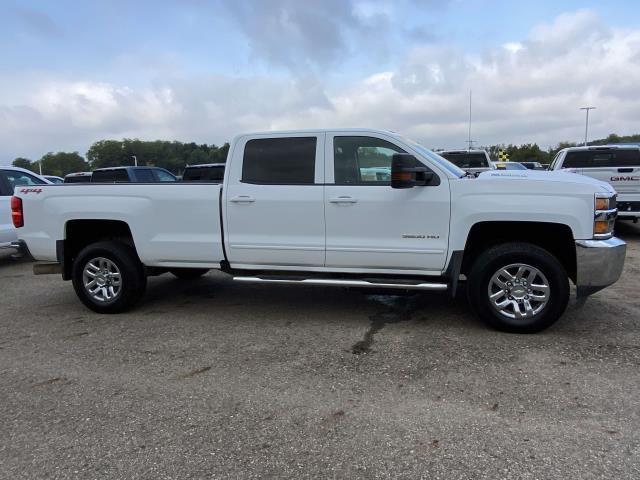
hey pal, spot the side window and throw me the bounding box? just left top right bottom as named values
left=3, top=170, right=46, bottom=189
left=154, top=169, right=176, bottom=182
left=242, top=137, right=316, bottom=185
left=334, top=136, right=409, bottom=185
left=135, top=169, right=156, bottom=183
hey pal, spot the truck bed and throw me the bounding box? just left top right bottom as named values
left=18, top=183, right=225, bottom=268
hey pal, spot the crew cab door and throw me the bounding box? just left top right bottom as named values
left=324, top=132, right=450, bottom=272
left=224, top=134, right=325, bottom=268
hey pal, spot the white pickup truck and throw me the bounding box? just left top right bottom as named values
left=12, top=129, right=626, bottom=333
left=550, top=145, right=640, bottom=221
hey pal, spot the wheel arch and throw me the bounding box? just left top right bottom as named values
left=460, top=221, right=577, bottom=283
left=61, top=219, right=139, bottom=280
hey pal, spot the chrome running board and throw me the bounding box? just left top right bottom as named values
left=232, top=276, right=448, bottom=291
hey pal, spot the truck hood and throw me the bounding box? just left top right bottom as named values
left=475, top=169, right=615, bottom=194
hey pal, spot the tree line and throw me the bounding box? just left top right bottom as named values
left=12, top=133, right=640, bottom=177
left=12, top=139, right=230, bottom=177
left=484, top=133, right=640, bottom=164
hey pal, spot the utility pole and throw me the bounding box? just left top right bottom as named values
left=466, top=90, right=474, bottom=150
left=580, top=106, right=596, bottom=146
left=39, top=160, right=42, bottom=176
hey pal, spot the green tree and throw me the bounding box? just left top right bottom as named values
left=39, top=151, right=89, bottom=177
left=12, top=157, right=36, bottom=172
left=87, top=140, right=131, bottom=169
left=86, top=139, right=229, bottom=174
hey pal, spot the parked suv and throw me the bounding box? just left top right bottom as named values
left=438, top=150, right=493, bottom=175
left=91, top=166, right=177, bottom=183
left=550, top=145, right=640, bottom=220
left=0, top=166, right=49, bottom=250
left=182, top=163, right=226, bottom=182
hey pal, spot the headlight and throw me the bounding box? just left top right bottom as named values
left=594, top=193, right=617, bottom=239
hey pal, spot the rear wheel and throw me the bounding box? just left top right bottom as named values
left=467, top=242, right=569, bottom=333
left=170, top=268, right=209, bottom=280
left=72, top=241, right=146, bottom=313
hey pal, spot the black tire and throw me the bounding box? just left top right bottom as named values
left=72, top=241, right=147, bottom=314
left=466, top=242, right=569, bottom=333
left=169, top=268, right=209, bottom=280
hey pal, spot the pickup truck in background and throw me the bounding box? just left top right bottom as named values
left=550, top=145, right=640, bottom=221
left=182, top=163, right=226, bottom=183
left=12, top=129, right=626, bottom=333
left=438, top=149, right=493, bottom=175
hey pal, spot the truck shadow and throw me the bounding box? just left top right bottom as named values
left=141, top=273, right=489, bottom=333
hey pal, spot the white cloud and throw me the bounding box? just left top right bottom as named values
left=1, top=9, right=640, bottom=163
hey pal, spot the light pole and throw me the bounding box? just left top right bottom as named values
left=132, top=155, right=138, bottom=167
left=466, top=90, right=475, bottom=150
left=580, top=106, right=596, bottom=146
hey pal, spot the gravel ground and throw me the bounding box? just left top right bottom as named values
left=1, top=224, right=640, bottom=479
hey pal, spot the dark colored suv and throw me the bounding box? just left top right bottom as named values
left=91, top=166, right=177, bottom=183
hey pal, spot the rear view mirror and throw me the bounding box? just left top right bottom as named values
left=391, top=154, right=434, bottom=189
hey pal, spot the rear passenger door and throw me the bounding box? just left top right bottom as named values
left=224, top=134, right=325, bottom=268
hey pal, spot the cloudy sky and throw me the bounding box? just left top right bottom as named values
left=0, top=0, right=639, bottom=163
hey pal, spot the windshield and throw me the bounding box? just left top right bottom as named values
left=399, top=137, right=466, bottom=177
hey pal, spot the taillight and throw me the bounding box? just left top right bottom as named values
left=11, top=196, right=23, bottom=228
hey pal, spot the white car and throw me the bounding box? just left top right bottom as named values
left=549, top=145, right=640, bottom=220
left=14, top=128, right=625, bottom=333
left=1, top=166, right=50, bottom=251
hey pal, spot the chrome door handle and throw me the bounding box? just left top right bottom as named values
left=329, top=196, right=358, bottom=204
left=230, top=195, right=255, bottom=203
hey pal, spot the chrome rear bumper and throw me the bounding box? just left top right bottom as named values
left=0, top=240, right=30, bottom=258
left=575, top=237, right=626, bottom=297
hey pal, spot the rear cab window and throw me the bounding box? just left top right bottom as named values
left=563, top=149, right=640, bottom=168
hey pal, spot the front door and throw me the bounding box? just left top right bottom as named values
left=324, top=133, right=450, bottom=273
left=224, top=134, right=326, bottom=268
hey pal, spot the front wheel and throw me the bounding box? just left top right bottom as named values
left=467, top=242, right=570, bottom=333
left=72, top=241, right=147, bottom=313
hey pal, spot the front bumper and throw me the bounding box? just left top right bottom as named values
left=575, top=237, right=626, bottom=297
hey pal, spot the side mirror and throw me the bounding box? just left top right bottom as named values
left=391, top=153, right=434, bottom=189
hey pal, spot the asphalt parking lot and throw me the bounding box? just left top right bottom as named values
left=1, top=224, right=640, bottom=479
